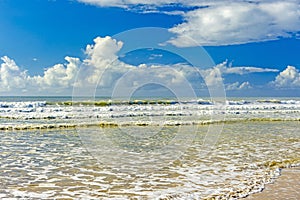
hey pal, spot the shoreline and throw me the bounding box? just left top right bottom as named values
left=245, top=167, right=300, bottom=199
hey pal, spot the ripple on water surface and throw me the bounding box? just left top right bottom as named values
left=0, top=121, right=299, bottom=199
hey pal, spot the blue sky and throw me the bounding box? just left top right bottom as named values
left=0, top=0, right=300, bottom=97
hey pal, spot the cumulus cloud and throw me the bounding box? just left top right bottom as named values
left=0, top=56, right=81, bottom=94
left=0, top=36, right=284, bottom=95
left=76, top=36, right=196, bottom=93
left=200, top=61, right=278, bottom=89
left=0, top=36, right=201, bottom=95
left=226, top=81, right=252, bottom=91
left=271, top=65, right=300, bottom=88
left=0, top=36, right=128, bottom=94
left=201, top=67, right=223, bottom=87
left=81, top=35, right=225, bottom=96
left=78, top=36, right=129, bottom=86
left=0, top=56, right=28, bottom=92
left=31, top=56, right=80, bottom=89
left=85, top=36, right=123, bottom=66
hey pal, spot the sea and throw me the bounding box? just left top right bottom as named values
left=0, top=96, right=299, bottom=199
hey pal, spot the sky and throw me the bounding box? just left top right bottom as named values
left=0, top=0, right=300, bottom=97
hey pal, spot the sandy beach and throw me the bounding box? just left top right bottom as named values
left=246, top=167, right=300, bottom=200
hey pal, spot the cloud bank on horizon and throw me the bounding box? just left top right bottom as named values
left=0, top=36, right=296, bottom=95
left=78, top=0, right=300, bottom=46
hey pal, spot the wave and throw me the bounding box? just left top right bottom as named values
left=1, top=98, right=299, bottom=131
left=1, top=118, right=299, bottom=131
left=47, top=99, right=213, bottom=106
left=0, top=101, right=47, bottom=108
left=46, top=99, right=300, bottom=107
left=1, top=98, right=300, bottom=108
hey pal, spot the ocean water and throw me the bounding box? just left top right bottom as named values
left=0, top=97, right=299, bottom=199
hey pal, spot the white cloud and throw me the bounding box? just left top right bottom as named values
left=271, top=65, right=300, bottom=88
left=201, top=66, right=223, bottom=87
left=0, top=36, right=132, bottom=94
left=200, top=61, right=278, bottom=89
left=77, top=0, right=300, bottom=47
left=226, top=81, right=252, bottom=90
left=76, top=0, right=260, bottom=8
left=31, top=56, right=80, bottom=89
left=0, top=56, right=28, bottom=92
left=0, top=36, right=284, bottom=95
left=85, top=36, right=123, bottom=67
left=216, top=61, right=279, bottom=75
left=0, top=36, right=197, bottom=95
left=78, top=36, right=135, bottom=87
left=77, top=36, right=194, bottom=92
left=77, top=0, right=193, bottom=8
left=0, top=56, right=81, bottom=94
left=209, top=61, right=279, bottom=75
left=223, top=66, right=279, bottom=75
left=169, top=1, right=300, bottom=46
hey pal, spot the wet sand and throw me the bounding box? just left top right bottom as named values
left=246, top=167, right=300, bottom=200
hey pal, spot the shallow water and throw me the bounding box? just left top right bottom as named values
left=0, top=121, right=299, bottom=199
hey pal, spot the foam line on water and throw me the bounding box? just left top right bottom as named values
left=0, top=118, right=299, bottom=131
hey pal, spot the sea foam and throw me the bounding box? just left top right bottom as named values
left=0, top=99, right=300, bottom=130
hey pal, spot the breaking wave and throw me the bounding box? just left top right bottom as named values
left=0, top=98, right=300, bottom=130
